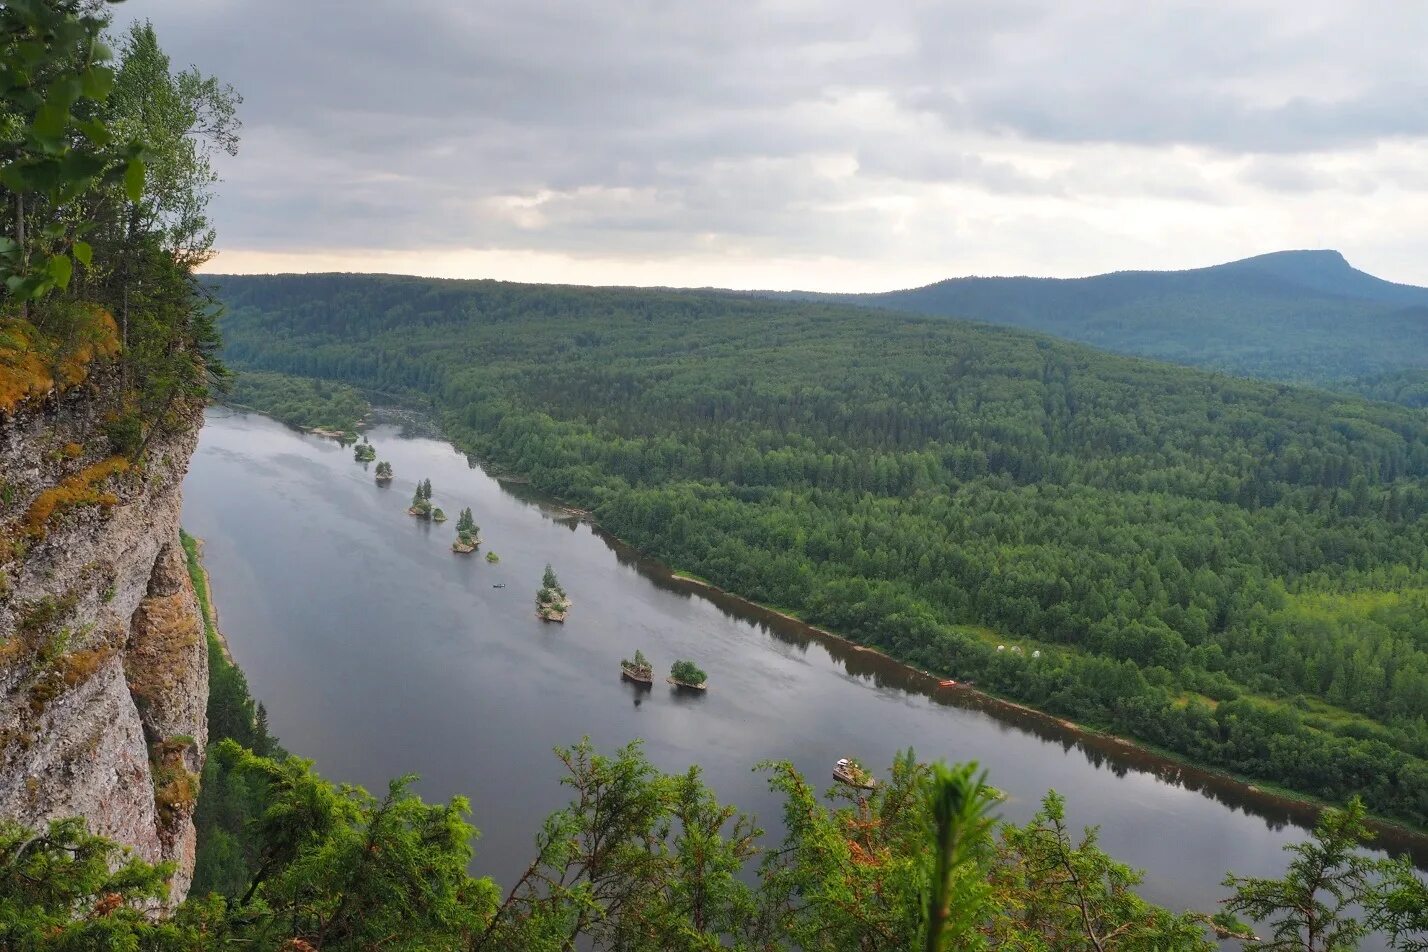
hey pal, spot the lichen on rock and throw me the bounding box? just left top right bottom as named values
left=0, top=374, right=207, bottom=902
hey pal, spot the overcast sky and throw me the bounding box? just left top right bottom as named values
left=111, top=1, right=1428, bottom=291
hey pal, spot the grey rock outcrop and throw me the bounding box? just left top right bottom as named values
left=0, top=371, right=207, bottom=903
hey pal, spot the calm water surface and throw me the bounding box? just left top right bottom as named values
left=182, top=409, right=1427, bottom=939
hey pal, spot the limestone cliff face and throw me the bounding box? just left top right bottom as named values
left=0, top=369, right=207, bottom=902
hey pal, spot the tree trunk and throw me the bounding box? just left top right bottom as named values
left=15, top=192, right=26, bottom=320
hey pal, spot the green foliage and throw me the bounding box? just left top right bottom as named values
left=994, top=791, right=1213, bottom=950
left=353, top=440, right=375, bottom=461
left=0, top=816, right=179, bottom=948
left=1, top=5, right=238, bottom=455
left=923, top=763, right=995, bottom=952
left=105, top=20, right=240, bottom=268
left=375, top=460, right=393, bottom=479
left=410, top=479, right=433, bottom=516
left=215, top=273, right=1428, bottom=826
left=7, top=738, right=1426, bottom=950
left=0, top=0, right=145, bottom=302
left=181, top=529, right=283, bottom=899
left=456, top=506, right=476, bottom=533
left=474, top=739, right=759, bottom=950
left=226, top=368, right=368, bottom=432
left=214, top=742, right=498, bottom=950
left=670, top=659, right=706, bottom=685
left=1223, top=798, right=1382, bottom=952
left=1368, top=860, right=1428, bottom=952
left=623, top=648, right=650, bottom=672
left=535, top=564, right=567, bottom=611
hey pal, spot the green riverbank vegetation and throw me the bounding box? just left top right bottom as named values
left=225, top=368, right=368, bottom=434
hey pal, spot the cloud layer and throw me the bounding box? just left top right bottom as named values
left=114, top=1, right=1428, bottom=290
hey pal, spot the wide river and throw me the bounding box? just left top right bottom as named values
left=183, top=408, right=1427, bottom=939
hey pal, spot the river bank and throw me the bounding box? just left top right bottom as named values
left=179, top=531, right=232, bottom=664
left=655, top=571, right=1427, bottom=852
left=483, top=461, right=1428, bottom=850
left=180, top=408, right=1428, bottom=934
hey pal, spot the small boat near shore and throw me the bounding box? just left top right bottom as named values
left=939, top=679, right=957, bottom=687
left=833, top=758, right=876, bottom=790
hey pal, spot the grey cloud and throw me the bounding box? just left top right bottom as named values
left=110, top=0, right=1428, bottom=263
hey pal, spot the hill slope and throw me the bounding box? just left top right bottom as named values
left=780, top=250, right=1428, bottom=396
left=212, top=273, right=1428, bottom=827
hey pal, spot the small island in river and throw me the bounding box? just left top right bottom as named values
left=535, top=563, right=571, bottom=622
left=353, top=439, right=376, bottom=462
left=452, top=507, right=481, bottom=553
left=621, top=649, right=654, bottom=685
left=374, top=460, right=393, bottom=484
left=408, top=478, right=434, bottom=519
left=667, top=659, right=707, bottom=691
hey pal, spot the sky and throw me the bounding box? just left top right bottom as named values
left=111, top=0, right=1428, bottom=292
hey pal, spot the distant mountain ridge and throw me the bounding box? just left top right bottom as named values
left=771, top=250, right=1428, bottom=402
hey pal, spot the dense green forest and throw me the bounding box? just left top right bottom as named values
left=214, top=272, right=1428, bottom=828
left=224, top=368, right=368, bottom=432
left=777, top=250, right=1428, bottom=397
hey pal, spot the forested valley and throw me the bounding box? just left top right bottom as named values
left=214, top=272, right=1428, bottom=830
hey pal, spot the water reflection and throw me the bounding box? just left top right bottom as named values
left=586, top=516, right=1427, bottom=865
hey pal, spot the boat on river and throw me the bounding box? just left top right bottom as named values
left=833, top=758, right=876, bottom=790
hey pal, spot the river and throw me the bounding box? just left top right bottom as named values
left=182, top=408, right=1427, bottom=940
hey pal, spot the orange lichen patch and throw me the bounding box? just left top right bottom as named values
left=22, top=456, right=130, bottom=538
left=60, top=645, right=114, bottom=687
left=61, top=442, right=83, bottom=458
left=0, top=636, right=26, bottom=670
left=0, top=308, right=120, bottom=413
left=125, top=576, right=202, bottom=716
left=0, top=323, right=55, bottom=412
left=53, top=308, right=120, bottom=387
left=154, top=768, right=198, bottom=818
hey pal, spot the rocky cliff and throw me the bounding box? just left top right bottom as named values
left=0, top=363, right=207, bottom=902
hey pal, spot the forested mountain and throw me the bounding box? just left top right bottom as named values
left=213, top=272, right=1428, bottom=829
left=772, top=250, right=1428, bottom=396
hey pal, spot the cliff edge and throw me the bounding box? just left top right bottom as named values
left=0, top=362, right=207, bottom=902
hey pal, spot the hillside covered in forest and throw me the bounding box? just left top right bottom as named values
left=772, top=250, right=1428, bottom=398
left=212, top=272, right=1428, bottom=829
